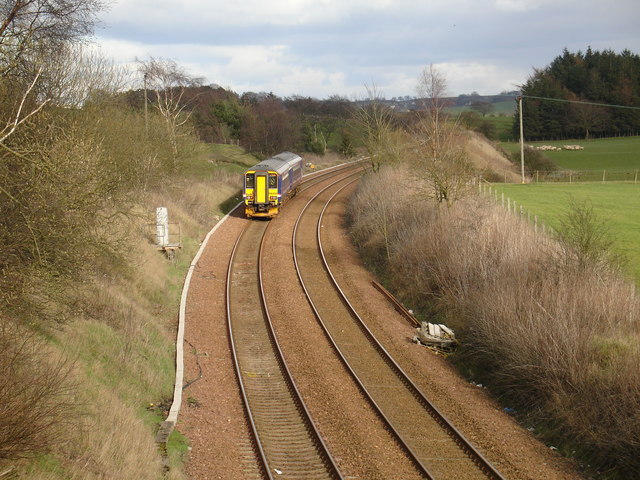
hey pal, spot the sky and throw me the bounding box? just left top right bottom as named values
left=94, top=0, right=640, bottom=100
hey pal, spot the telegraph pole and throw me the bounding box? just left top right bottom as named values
left=518, top=95, right=525, bottom=183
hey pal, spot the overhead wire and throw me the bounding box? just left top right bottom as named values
left=520, top=95, right=640, bottom=111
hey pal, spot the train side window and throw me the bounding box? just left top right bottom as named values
left=245, top=173, right=254, bottom=188
left=269, top=174, right=277, bottom=188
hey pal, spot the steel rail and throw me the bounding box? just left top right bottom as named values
left=300, top=158, right=368, bottom=192
left=226, top=169, right=352, bottom=479
left=291, top=176, right=435, bottom=479
left=226, top=224, right=271, bottom=479
left=256, top=215, right=343, bottom=480
left=316, top=185, right=507, bottom=480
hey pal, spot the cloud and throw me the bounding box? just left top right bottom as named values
left=103, top=0, right=398, bottom=29
left=493, top=0, right=545, bottom=12
left=434, top=62, right=526, bottom=94
left=94, top=38, right=354, bottom=97
left=93, top=0, right=640, bottom=98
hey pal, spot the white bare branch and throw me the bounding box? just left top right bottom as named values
left=0, top=68, right=49, bottom=144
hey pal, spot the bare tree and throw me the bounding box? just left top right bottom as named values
left=570, top=102, right=607, bottom=140
left=470, top=100, right=494, bottom=118
left=0, top=0, right=105, bottom=77
left=41, top=44, right=131, bottom=107
left=413, top=65, right=472, bottom=205
left=0, top=0, right=107, bottom=145
left=353, top=84, right=406, bottom=172
left=0, top=67, right=48, bottom=144
left=137, top=57, right=202, bottom=164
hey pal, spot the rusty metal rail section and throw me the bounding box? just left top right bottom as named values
left=226, top=202, right=343, bottom=478
left=293, top=180, right=506, bottom=480
left=371, top=281, right=421, bottom=328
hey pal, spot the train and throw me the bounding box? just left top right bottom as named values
left=243, top=152, right=303, bottom=218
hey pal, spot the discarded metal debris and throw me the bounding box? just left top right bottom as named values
left=413, top=322, right=458, bottom=353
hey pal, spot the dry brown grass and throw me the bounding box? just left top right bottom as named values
left=147, top=179, right=238, bottom=240
left=0, top=323, right=75, bottom=463
left=465, top=131, right=521, bottom=183
left=348, top=164, right=640, bottom=477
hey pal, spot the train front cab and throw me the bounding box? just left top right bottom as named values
left=244, top=170, right=280, bottom=218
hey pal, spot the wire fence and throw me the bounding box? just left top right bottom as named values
left=489, top=169, right=640, bottom=184
left=530, top=169, right=640, bottom=184
left=476, top=179, right=549, bottom=235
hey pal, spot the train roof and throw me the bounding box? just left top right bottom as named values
left=246, top=152, right=302, bottom=175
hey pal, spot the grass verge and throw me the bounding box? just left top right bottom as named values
left=7, top=143, right=252, bottom=479
left=492, top=183, right=640, bottom=283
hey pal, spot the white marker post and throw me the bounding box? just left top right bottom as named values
left=156, top=207, right=169, bottom=247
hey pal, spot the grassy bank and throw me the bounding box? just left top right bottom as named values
left=5, top=143, right=251, bottom=480
left=493, top=183, right=640, bottom=283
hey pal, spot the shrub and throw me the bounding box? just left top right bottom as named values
left=0, top=322, right=75, bottom=461
left=553, top=199, right=625, bottom=273
left=510, top=146, right=557, bottom=174
left=476, top=120, right=498, bottom=141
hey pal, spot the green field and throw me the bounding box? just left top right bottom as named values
left=183, top=143, right=259, bottom=178
left=487, top=115, right=516, bottom=142
left=500, top=136, right=640, bottom=171
left=447, top=100, right=516, bottom=116
left=492, top=183, right=640, bottom=283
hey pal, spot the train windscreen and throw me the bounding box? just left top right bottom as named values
left=245, top=173, right=255, bottom=188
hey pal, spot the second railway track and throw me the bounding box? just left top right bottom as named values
left=225, top=159, right=505, bottom=479
left=292, top=175, right=506, bottom=480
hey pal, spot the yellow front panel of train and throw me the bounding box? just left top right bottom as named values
left=256, top=175, right=267, bottom=204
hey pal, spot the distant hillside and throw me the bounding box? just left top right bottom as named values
left=381, top=91, right=519, bottom=114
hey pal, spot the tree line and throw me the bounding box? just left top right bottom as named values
left=515, top=47, right=640, bottom=140
left=122, top=81, right=356, bottom=157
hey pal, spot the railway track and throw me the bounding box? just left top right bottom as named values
left=225, top=167, right=363, bottom=480
left=292, top=179, right=506, bottom=480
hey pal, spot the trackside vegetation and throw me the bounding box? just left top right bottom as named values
left=348, top=166, right=640, bottom=478
left=347, top=62, right=640, bottom=478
